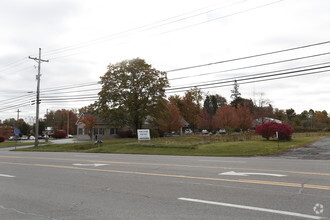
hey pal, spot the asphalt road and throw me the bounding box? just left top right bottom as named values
left=0, top=147, right=329, bottom=220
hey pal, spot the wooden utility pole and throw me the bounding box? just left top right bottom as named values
left=15, top=109, right=21, bottom=149
left=29, top=48, right=49, bottom=147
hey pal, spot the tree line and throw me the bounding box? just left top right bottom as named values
left=81, top=58, right=329, bottom=135
left=1, top=58, right=329, bottom=138
left=0, top=109, right=78, bottom=137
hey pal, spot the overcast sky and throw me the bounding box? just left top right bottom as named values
left=1, top=0, right=329, bottom=122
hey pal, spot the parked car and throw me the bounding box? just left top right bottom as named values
left=202, top=130, right=208, bottom=134
left=8, top=136, right=15, bottom=141
left=184, top=129, right=193, bottom=134
left=21, top=135, right=29, bottom=140
left=29, top=136, right=35, bottom=140
left=219, top=129, right=226, bottom=134
left=67, top=134, right=73, bottom=138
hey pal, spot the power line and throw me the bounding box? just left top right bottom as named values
left=169, top=52, right=330, bottom=81
left=166, top=41, right=330, bottom=73
left=42, top=0, right=245, bottom=58
left=44, top=0, right=282, bottom=61
left=171, top=61, right=330, bottom=88
left=166, top=67, right=330, bottom=93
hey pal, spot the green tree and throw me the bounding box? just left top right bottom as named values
left=203, top=94, right=227, bottom=115
left=97, top=58, right=169, bottom=133
left=45, top=109, right=78, bottom=134
left=230, top=80, right=241, bottom=101
left=17, top=119, right=31, bottom=135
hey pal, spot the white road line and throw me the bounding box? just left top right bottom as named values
left=219, top=171, right=287, bottom=177
left=72, top=163, right=108, bottom=167
left=198, top=160, right=246, bottom=163
left=0, top=174, right=15, bottom=178
left=178, top=198, right=325, bottom=220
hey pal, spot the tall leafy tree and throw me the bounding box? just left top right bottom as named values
left=235, top=105, right=253, bottom=130
left=97, top=58, right=169, bottom=132
left=213, top=105, right=238, bottom=129
left=80, top=114, right=97, bottom=140
left=156, top=102, right=183, bottom=132
left=180, top=88, right=203, bottom=130
left=44, top=109, right=78, bottom=134
left=197, top=109, right=213, bottom=130
left=203, top=94, right=227, bottom=115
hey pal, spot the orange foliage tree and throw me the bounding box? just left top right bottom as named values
left=213, top=105, right=238, bottom=129
left=197, top=109, right=213, bottom=130
left=236, top=105, right=253, bottom=130
left=157, top=103, right=183, bottom=132
left=80, top=115, right=97, bottom=140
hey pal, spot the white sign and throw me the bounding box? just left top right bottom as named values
left=219, top=171, right=286, bottom=177
left=137, top=129, right=151, bottom=141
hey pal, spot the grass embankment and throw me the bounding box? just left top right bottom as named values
left=15, top=132, right=327, bottom=156
left=0, top=141, right=35, bottom=148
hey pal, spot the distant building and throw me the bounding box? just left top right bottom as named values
left=75, top=113, right=120, bottom=141
left=253, top=117, right=282, bottom=127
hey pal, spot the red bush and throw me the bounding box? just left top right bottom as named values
left=255, top=122, right=293, bottom=141
left=53, top=130, right=67, bottom=139
left=0, top=136, right=5, bottom=142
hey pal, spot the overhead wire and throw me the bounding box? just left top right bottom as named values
left=45, top=0, right=283, bottom=61
left=166, top=66, right=330, bottom=92
left=166, top=41, right=330, bottom=72
left=169, top=52, right=330, bottom=81
left=42, top=0, right=246, bottom=58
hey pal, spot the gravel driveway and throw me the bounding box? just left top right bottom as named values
left=274, top=137, right=330, bottom=160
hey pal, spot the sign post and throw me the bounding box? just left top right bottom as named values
left=14, top=128, right=20, bottom=150
left=137, top=129, right=151, bottom=142
left=275, top=131, right=279, bottom=149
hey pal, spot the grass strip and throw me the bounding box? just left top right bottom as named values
left=14, top=135, right=324, bottom=156
left=0, top=142, right=35, bottom=148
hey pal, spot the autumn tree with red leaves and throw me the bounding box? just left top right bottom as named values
left=213, top=105, right=238, bottom=129
left=255, top=122, right=293, bottom=140
left=157, top=103, right=183, bottom=132
left=80, top=115, right=97, bottom=140
left=236, top=105, right=253, bottom=130
left=197, top=109, right=213, bottom=130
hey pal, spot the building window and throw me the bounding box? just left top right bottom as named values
left=110, top=128, right=117, bottom=135
left=93, top=128, right=105, bottom=136
left=99, top=128, right=104, bottom=135
left=78, top=128, right=84, bottom=135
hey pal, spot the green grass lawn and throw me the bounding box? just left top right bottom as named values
left=0, top=141, right=35, bottom=148
left=14, top=133, right=327, bottom=156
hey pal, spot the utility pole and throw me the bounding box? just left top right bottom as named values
left=67, top=111, right=70, bottom=137
left=15, top=109, right=21, bottom=150
left=29, top=48, right=49, bottom=147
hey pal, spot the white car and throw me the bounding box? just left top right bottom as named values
left=184, top=129, right=193, bottom=134
left=21, top=135, right=29, bottom=140
left=202, top=130, right=208, bottom=134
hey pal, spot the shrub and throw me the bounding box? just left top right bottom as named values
left=117, top=130, right=133, bottom=138
left=53, top=130, right=67, bottom=139
left=255, top=122, right=293, bottom=141
left=150, top=129, right=160, bottom=138
left=0, top=136, right=5, bottom=142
